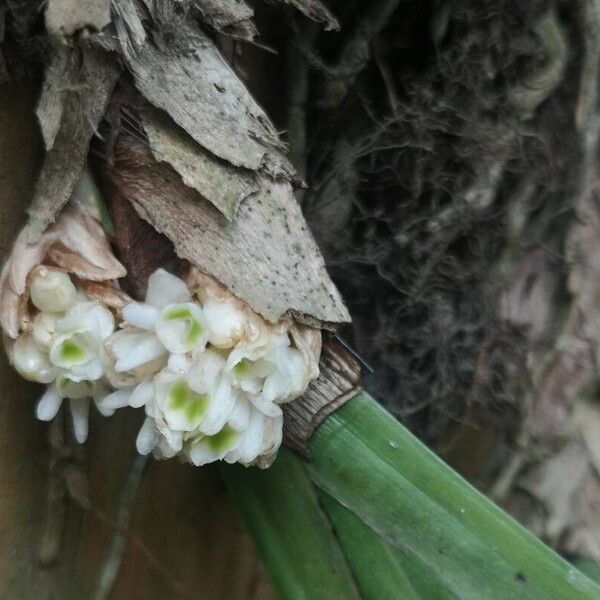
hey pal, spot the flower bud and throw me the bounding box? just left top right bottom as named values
left=11, top=334, right=56, bottom=383
left=203, top=298, right=246, bottom=348
left=32, top=312, right=58, bottom=349
left=29, top=267, right=77, bottom=313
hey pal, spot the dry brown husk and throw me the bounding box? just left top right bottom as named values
left=96, top=106, right=348, bottom=327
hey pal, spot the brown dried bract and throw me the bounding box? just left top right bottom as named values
left=0, top=199, right=125, bottom=338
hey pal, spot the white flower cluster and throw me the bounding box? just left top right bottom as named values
left=7, top=266, right=319, bottom=468
left=11, top=266, right=115, bottom=443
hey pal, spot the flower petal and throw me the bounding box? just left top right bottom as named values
left=122, top=302, right=159, bottom=330
left=129, top=380, right=154, bottom=408
left=237, top=408, right=266, bottom=465
left=247, top=392, right=283, bottom=418
left=36, top=386, right=63, bottom=421
left=69, top=398, right=90, bottom=443
left=99, top=389, right=132, bottom=411
left=163, top=379, right=209, bottom=431
left=227, top=395, right=251, bottom=432
left=187, top=425, right=241, bottom=466
left=156, top=303, right=208, bottom=354
left=93, top=381, right=115, bottom=416
left=114, top=336, right=167, bottom=373
left=146, top=268, right=191, bottom=308
left=136, top=417, right=160, bottom=455
left=197, top=379, right=238, bottom=436
left=186, top=349, right=225, bottom=394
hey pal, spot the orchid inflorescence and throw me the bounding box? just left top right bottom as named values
left=1, top=198, right=320, bottom=468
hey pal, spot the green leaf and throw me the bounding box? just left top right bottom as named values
left=571, top=559, right=600, bottom=585
left=220, top=449, right=360, bottom=600
left=306, top=392, right=600, bottom=599
left=319, top=491, right=420, bottom=599
left=321, top=490, right=460, bottom=599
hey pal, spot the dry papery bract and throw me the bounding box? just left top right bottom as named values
left=0, top=198, right=126, bottom=339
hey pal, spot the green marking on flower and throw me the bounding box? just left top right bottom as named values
left=164, top=307, right=192, bottom=321
left=233, top=358, right=250, bottom=376
left=167, top=380, right=208, bottom=424
left=185, top=318, right=202, bottom=346
left=60, top=339, right=86, bottom=363
left=206, top=426, right=237, bottom=452
left=163, top=306, right=202, bottom=346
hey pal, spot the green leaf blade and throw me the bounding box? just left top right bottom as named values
left=307, top=393, right=600, bottom=600
left=220, top=449, right=361, bottom=600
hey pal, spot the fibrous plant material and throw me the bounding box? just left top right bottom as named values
left=285, top=0, right=600, bottom=560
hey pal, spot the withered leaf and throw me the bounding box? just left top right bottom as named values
left=36, top=43, right=71, bottom=151
left=196, top=0, right=257, bottom=40
left=45, top=0, right=111, bottom=37
left=126, top=22, right=294, bottom=176
left=27, top=44, right=121, bottom=242
left=111, top=0, right=147, bottom=60
left=140, top=106, right=259, bottom=220
left=105, top=136, right=349, bottom=326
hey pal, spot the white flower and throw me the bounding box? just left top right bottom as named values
left=226, top=334, right=310, bottom=417
left=155, top=302, right=208, bottom=354
left=29, top=266, right=77, bottom=313
left=183, top=399, right=283, bottom=467
left=102, top=329, right=167, bottom=387
left=49, top=301, right=114, bottom=382
left=36, top=378, right=111, bottom=443
left=262, top=344, right=309, bottom=404
left=113, top=271, right=211, bottom=386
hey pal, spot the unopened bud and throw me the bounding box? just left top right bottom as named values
left=29, top=267, right=77, bottom=313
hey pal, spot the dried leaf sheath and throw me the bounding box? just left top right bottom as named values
left=127, top=23, right=292, bottom=176
left=96, top=127, right=349, bottom=327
